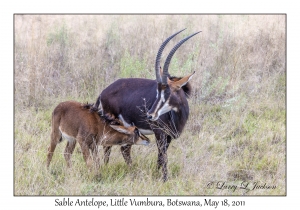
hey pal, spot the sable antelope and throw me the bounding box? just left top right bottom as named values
left=47, top=101, right=150, bottom=169
left=93, top=29, right=200, bottom=181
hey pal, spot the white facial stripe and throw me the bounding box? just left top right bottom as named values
left=172, top=107, right=178, bottom=112
left=153, top=97, right=162, bottom=117
left=150, top=89, right=170, bottom=120
left=161, top=90, right=165, bottom=102
left=118, top=114, right=131, bottom=128
left=156, top=89, right=158, bottom=98
left=152, top=89, right=165, bottom=116
left=157, top=99, right=172, bottom=117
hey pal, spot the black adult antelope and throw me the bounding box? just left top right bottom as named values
left=47, top=101, right=150, bottom=170
left=93, top=29, right=200, bottom=181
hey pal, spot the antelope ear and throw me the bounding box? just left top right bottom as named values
left=109, top=125, right=131, bottom=135
left=169, top=71, right=195, bottom=90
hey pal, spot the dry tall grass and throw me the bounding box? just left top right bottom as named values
left=14, top=15, right=285, bottom=195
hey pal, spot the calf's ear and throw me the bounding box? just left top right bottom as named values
left=110, top=125, right=131, bottom=135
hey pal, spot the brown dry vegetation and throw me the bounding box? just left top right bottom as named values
left=14, top=15, right=286, bottom=195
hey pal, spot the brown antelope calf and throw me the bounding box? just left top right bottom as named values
left=47, top=101, right=150, bottom=169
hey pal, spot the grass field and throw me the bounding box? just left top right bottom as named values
left=14, top=15, right=286, bottom=195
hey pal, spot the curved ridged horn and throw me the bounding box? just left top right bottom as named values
left=155, top=29, right=186, bottom=83
left=162, top=31, right=201, bottom=85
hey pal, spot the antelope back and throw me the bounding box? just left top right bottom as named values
left=52, top=101, right=101, bottom=139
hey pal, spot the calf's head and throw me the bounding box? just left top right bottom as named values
left=110, top=125, right=150, bottom=145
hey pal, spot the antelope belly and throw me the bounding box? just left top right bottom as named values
left=138, top=129, right=154, bottom=135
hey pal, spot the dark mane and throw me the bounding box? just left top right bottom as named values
left=82, top=102, right=122, bottom=125
left=169, top=76, right=192, bottom=98
left=82, top=102, right=94, bottom=110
